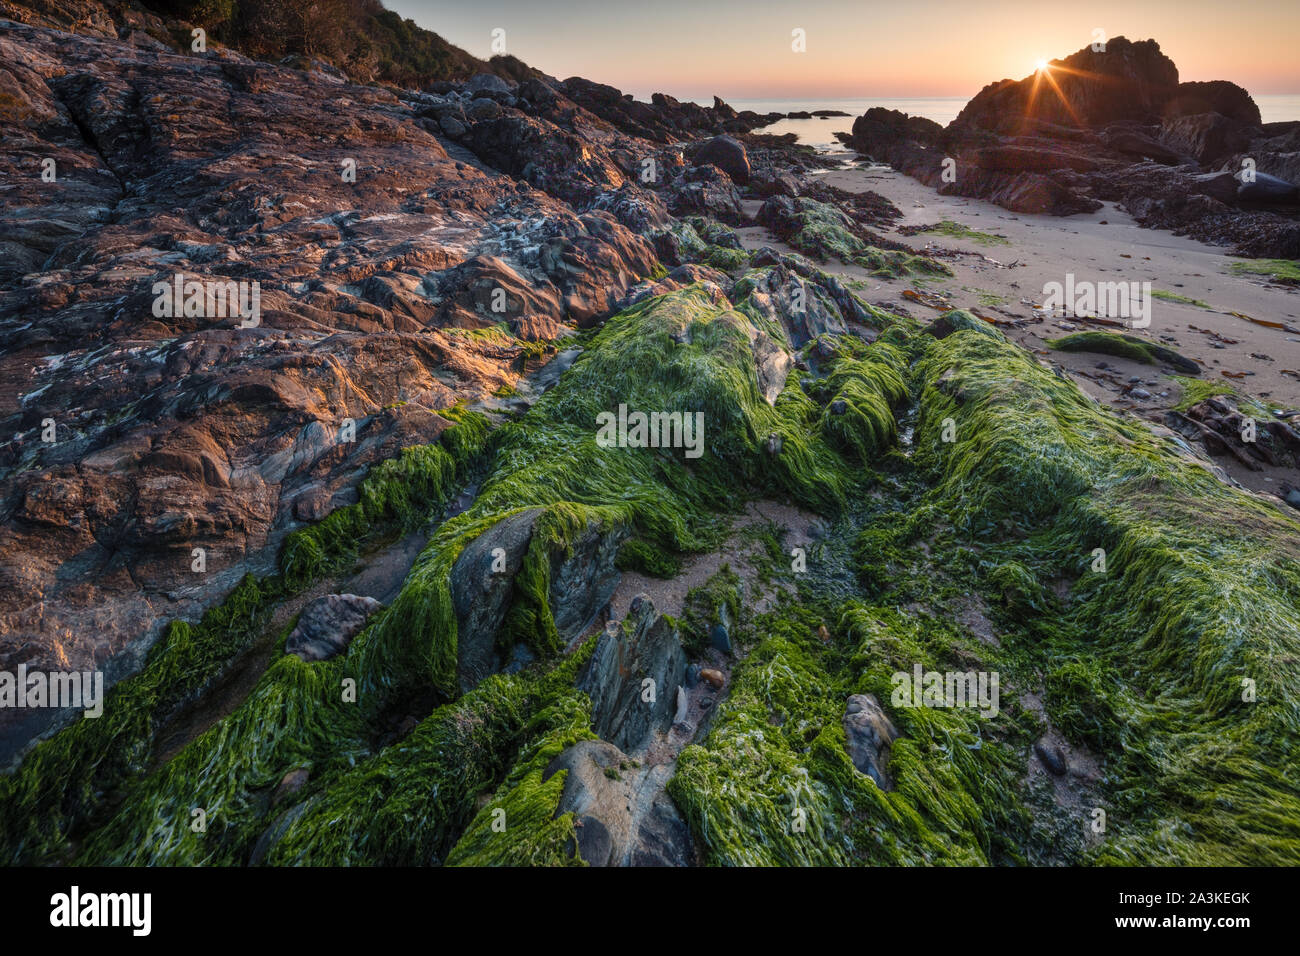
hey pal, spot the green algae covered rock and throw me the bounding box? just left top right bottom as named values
left=7, top=280, right=1299, bottom=869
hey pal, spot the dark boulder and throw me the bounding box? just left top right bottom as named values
left=1236, top=170, right=1300, bottom=204
left=664, top=163, right=745, bottom=224
left=451, top=508, right=627, bottom=692
left=954, top=37, right=1179, bottom=131
left=691, top=135, right=751, bottom=185
left=1162, top=80, right=1261, bottom=126
left=464, top=73, right=514, bottom=96
left=1034, top=741, right=1069, bottom=776
left=846, top=107, right=943, bottom=159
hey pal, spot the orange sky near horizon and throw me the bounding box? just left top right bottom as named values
left=391, top=0, right=1300, bottom=100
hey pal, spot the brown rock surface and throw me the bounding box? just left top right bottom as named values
left=0, top=19, right=665, bottom=754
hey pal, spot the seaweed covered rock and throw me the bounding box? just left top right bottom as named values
left=924, top=309, right=1005, bottom=341
left=285, top=594, right=383, bottom=662
left=669, top=603, right=1000, bottom=866
left=756, top=195, right=951, bottom=277
left=450, top=508, right=544, bottom=689
left=732, top=264, right=848, bottom=348
left=1168, top=395, right=1300, bottom=471
left=1048, top=330, right=1200, bottom=372
left=917, top=327, right=1300, bottom=864
left=451, top=507, right=628, bottom=691
left=816, top=344, right=909, bottom=463
left=578, top=595, right=688, bottom=753
left=543, top=739, right=693, bottom=866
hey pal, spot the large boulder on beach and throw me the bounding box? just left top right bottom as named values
left=1162, top=80, right=1261, bottom=126
left=1236, top=170, right=1300, bottom=204
left=692, top=135, right=751, bottom=185
left=954, top=37, right=1179, bottom=132
left=846, top=107, right=943, bottom=158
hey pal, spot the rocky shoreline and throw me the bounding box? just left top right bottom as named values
left=2, top=6, right=1299, bottom=868
left=836, top=37, right=1300, bottom=259
left=0, top=14, right=877, bottom=764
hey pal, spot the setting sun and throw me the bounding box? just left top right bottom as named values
left=1035, top=58, right=1049, bottom=71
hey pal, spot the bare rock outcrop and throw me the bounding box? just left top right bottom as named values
left=578, top=594, right=687, bottom=753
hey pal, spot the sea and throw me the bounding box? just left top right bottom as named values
left=726, top=95, right=1300, bottom=149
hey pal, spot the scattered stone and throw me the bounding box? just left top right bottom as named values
left=699, top=668, right=725, bottom=689
left=1034, top=741, right=1069, bottom=776
left=438, top=114, right=466, bottom=138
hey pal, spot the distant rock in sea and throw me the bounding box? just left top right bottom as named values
left=838, top=36, right=1300, bottom=258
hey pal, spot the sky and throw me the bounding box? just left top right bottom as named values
left=388, top=0, right=1300, bottom=101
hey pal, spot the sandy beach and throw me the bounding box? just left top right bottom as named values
left=739, top=158, right=1300, bottom=496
